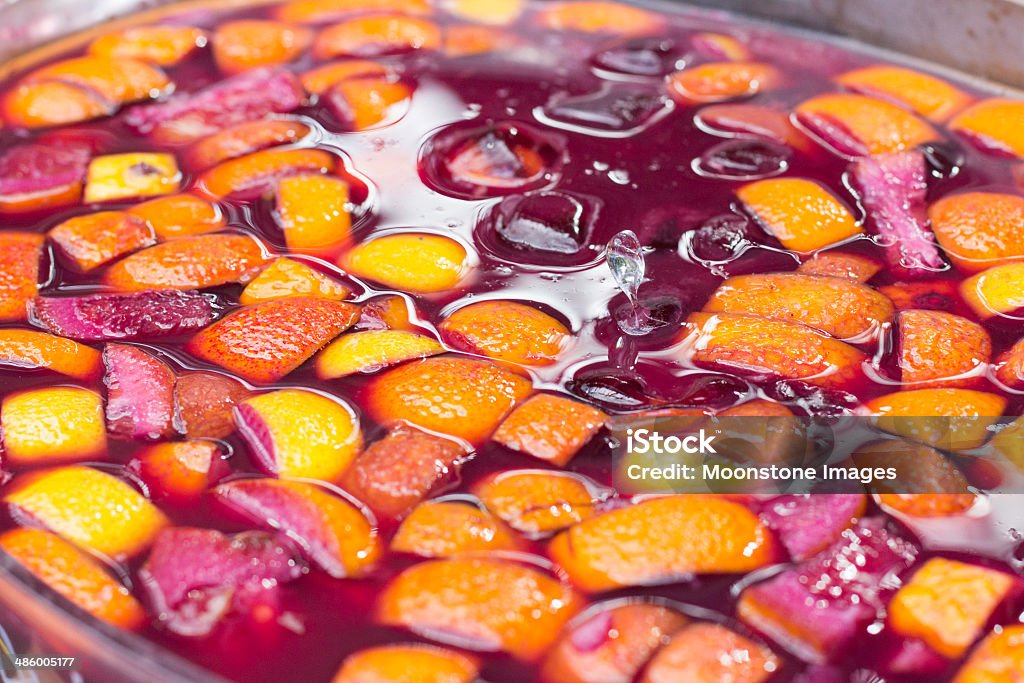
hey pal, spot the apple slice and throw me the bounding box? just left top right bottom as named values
left=173, top=371, right=252, bottom=439
left=48, top=211, right=155, bottom=273
left=474, top=470, right=606, bottom=537
left=853, top=440, right=974, bottom=516
left=897, top=309, right=990, bottom=387
left=197, top=148, right=337, bottom=200
left=796, top=251, right=881, bottom=282
left=0, top=232, right=44, bottom=322
left=930, top=192, right=1024, bottom=273
left=0, top=528, right=145, bottom=629
left=315, top=329, right=443, bottom=379
left=89, top=25, right=207, bottom=66
left=333, top=645, right=479, bottom=683
left=549, top=496, right=776, bottom=592
left=128, top=193, right=226, bottom=239
left=3, top=465, right=168, bottom=560
left=758, top=493, right=867, bottom=561
left=236, top=388, right=362, bottom=483
left=213, top=478, right=379, bottom=578
left=356, top=294, right=417, bottom=330
left=103, top=233, right=266, bottom=292
left=866, top=388, right=1006, bottom=450
left=323, top=77, right=411, bottom=130
left=128, top=440, right=224, bottom=503
left=377, top=557, right=581, bottom=660
left=25, top=56, right=170, bottom=106
left=339, top=233, right=472, bottom=294
left=795, top=93, right=938, bottom=156
left=837, top=65, right=972, bottom=122
left=240, top=258, right=350, bottom=305
left=641, top=623, right=778, bottom=683
left=186, top=119, right=311, bottom=171
left=103, top=343, right=176, bottom=441
left=0, top=329, right=101, bottom=380
left=391, top=500, right=525, bottom=557
left=300, top=59, right=389, bottom=94
left=187, top=297, right=360, bottom=383
left=32, top=289, right=217, bottom=341
left=439, top=300, right=571, bottom=366
left=949, top=98, right=1024, bottom=158
left=668, top=62, right=780, bottom=104
left=313, top=15, right=441, bottom=58
left=212, top=20, right=312, bottom=75
left=737, top=178, right=862, bottom=252
left=0, top=143, right=90, bottom=214
left=3, top=81, right=111, bottom=129
left=1, top=387, right=106, bottom=466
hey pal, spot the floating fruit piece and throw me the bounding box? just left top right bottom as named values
left=89, top=25, right=207, bottom=66
left=668, top=62, right=780, bottom=104
left=851, top=150, right=944, bottom=277
left=235, top=388, right=362, bottom=482
left=315, top=330, right=443, bottom=378
left=124, top=67, right=305, bottom=145
left=696, top=104, right=812, bottom=151
left=866, top=388, right=1006, bottom=450
left=443, top=25, right=518, bottom=57
left=300, top=59, right=389, bottom=95
left=898, top=309, right=990, bottom=387
left=240, top=258, right=351, bottom=305
left=185, top=119, right=311, bottom=171
left=796, top=251, right=881, bottom=282
left=474, top=470, right=604, bottom=537
left=449, top=0, right=523, bottom=24
left=541, top=603, right=689, bottom=683
left=641, top=622, right=779, bottom=683
left=129, top=441, right=222, bottom=503
left=391, top=500, right=525, bottom=557
left=795, top=93, right=939, bottom=156
left=365, top=357, right=532, bottom=443
left=276, top=0, right=433, bottom=23
left=949, top=98, right=1024, bottom=158
left=492, top=394, right=606, bottom=466
left=0, top=329, right=101, bottom=381
left=333, top=644, right=479, bottom=683
left=759, top=494, right=867, bottom=561
left=212, top=20, right=312, bottom=74
left=549, top=495, right=776, bottom=592
left=323, top=77, right=411, bottom=130
left=2, top=465, right=167, bottom=559
left=103, top=343, right=175, bottom=441
left=276, top=174, right=352, bottom=253
left=889, top=558, right=1018, bottom=658
left=703, top=273, right=893, bottom=340
left=0, top=232, right=45, bottom=322
left=960, top=262, right=1024, bottom=320
left=213, top=478, right=379, bottom=577
left=836, top=65, right=972, bottom=122
left=880, top=279, right=964, bottom=313
left=1, top=387, right=106, bottom=466
left=341, top=425, right=468, bottom=521
left=929, top=192, right=1024, bottom=273
left=84, top=153, right=181, bottom=203
left=187, top=297, right=359, bottom=383
left=0, top=528, right=144, bottom=629
left=3, top=81, right=111, bottom=128
left=536, top=1, right=662, bottom=34
left=139, top=527, right=303, bottom=637
left=48, top=211, right=155, bottom=273
left=737, top=518, right=918, bottom=663
left=736, top=177, right=862, bottom=252
left=691, top=31, right=751, bottom=60
left=439, top=300, right=571, bottom=366
left=377, top=557, right=581, bottom=660
left=0, top=143, right=90, bottom=213
left=32, top=290, right=216, bottom=341
left=128, top=193, right=225, bottom=239
left=104, top=233, right=266, bottom=291
left=173, top=371, right=251, bottom=439
left=852, top=440, right=975, bottom=516
left=197, top=148, right=337, bottom=199
left=952, top=625, right=1024, bottom=683
left=314, top=15, right=442, bottom=58
left=996, top=336, right=1024, bottom=388
left=682, top=312, right=867, bottom=388
left=357, top=294, right=416, bottom=330
left=340, top=233, right=471, bottom=294
left=27, top=56, right=170, bottom=105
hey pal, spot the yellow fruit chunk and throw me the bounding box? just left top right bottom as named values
left=737, top=178, right=862, bottom=252
left=890, top=558, right=1016, bottom=658
left=438, top=300, right=571, bottom=366
left=0, top=329, right=101, bottom=381
left=315, top=329, right=443, bottom=379
left=237, top=388, right=363, bottom=483
left=391, top=500, right=525, bottom=557
left=961, top=262, right=1024, bottom=319
left=1, top=387, right=106, bottom=466
left=836, top=65, right=972, bottom=122
left=340, top=233, right=471, bottom=293
left=949, top=99, right=1024, bottom=158
left=795, top=93, right=939, bottom=155
left=2, top=465, right=168, bottom=559
left=277, top=175, right=352, bottom=254
left=84, top=153, right=181, bottom=203
left=240, top=258, right=351, bottom=305
left=866, top=388, right=1006, bottom=450
left=0, top=528, right=145, bottom=629
left=89, top=26, right=208, bottom=66
left=953, top=625, right=1024, bottom=683
left=448, top=0, right=524, bottom=24
left=333, top=645, right=479, bottom=683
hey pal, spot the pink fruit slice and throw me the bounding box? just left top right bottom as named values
left=850, top=151, right=943, bottom=277
left=236, top=388, right=363, bottom=483
left=758, top=493, right=867, bottom=561
left=138, top=527, right=304, bottom=637
left=187, top=297, right=360, bottom=383
left=103, top=343, right=176, bottom=441
left=124, top=67, right=305, bottom=144
left=0, top=143, right=90, bottom=213
left=31, top=289, right=216, bottom=341
left=213, top=478, right=379, bottom=578
left=0, top=329, right=101, bottom=381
